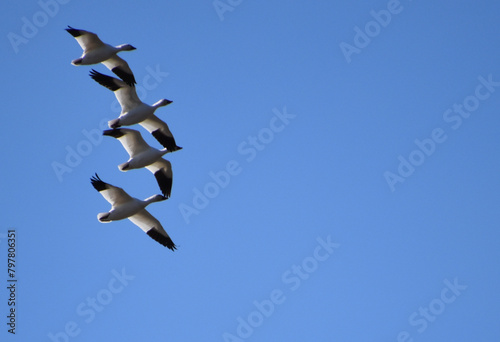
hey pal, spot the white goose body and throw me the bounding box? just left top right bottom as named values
left=121, top=146, right=166, bottom=170
left=65, top=26, right=137, bottom=86
left=99, top=195, right=160, bottom=221
left=90, top=174, right=176, bottom=250
left=116, top=101, right=164, bottom=127
left=89, top=69, right=182, bottom=152
left=76, top=44, right=122, bottom=65
left=103, top=128, right=174, bottom=198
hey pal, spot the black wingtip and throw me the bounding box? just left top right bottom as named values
left=166, top=146, right=182, bottom=154
left=103, top=128, right=125, bottom=138
left=90, top=173, right=107, bottom=192
left=111, top=67, right=136, bottom=87
left=154, top=170, right=172, bottom=199
left=89, top=69, right=121, bottom=91
left=147, top=229, right=177, bottom=251
left=65, top=26, right=81, bottom=37
left=151, top=130, right=182, bottom=152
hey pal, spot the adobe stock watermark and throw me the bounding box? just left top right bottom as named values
left=7, top=0, right=72, bottom=54
left=51, top=64, right=169, bottom=182
left=47, top=268, right=135, bottom=342
left=178, top=106, right=296, bottom=224
left=396, top=277, right=467, bottom=342
left=213, top=0, right=243, bottom=21
left=222, top=236, right=339, bottom=341
left=339, top=0, right=410, bottom=63
left=384, top=74, right=500, bottom=192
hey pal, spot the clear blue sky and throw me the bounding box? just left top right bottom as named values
left=1, top=1, right=500, bottom=341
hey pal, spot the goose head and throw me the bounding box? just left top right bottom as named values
left=145, top=194, right=168, bottom=204
left=153, top=99, right=173, bottom=108
left=117, top=44, right=136, bottom=51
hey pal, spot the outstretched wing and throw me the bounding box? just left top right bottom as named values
left=102, top=55, right=136, bottom=86
left=139, top=115, right=182, bottom=152
left=90, top=173, right=133, bottom=207
left=103, top=128, right=150, bottom=157
left=89, top=69, right=141, bottom=112
left=65, top=26, right=104, bottom=52
left=146, top=159, right=173, bottom=198
left=128, top=209, right=177, bottom=250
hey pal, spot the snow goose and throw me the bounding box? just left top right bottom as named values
left=66, top=26, right=137, bottom=86
left=89, top=69, right=182, bottom=152
left=103, top=128, right=173, bottom=198
left=90, top=174, right=176, bottom=250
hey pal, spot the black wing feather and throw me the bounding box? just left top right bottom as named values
left=89, top=69, right=122, bottom=91
left=111, top=67, right=136, bottom=87
left=154, top=170, right=172, bottom=199
left=147, top=229, right=177, bottom=251
left=151, top=130, right=183, bottom=152
left=103, top=129, right=126, bottom=139
left=65, top=26, right=82, bottom=38
left=90, top=173, right=108, bottom=192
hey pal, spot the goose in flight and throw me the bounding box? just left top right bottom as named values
left=65, top=26, right=137, bottom=86
left=103, top=128, right=173, bottom=198
left=90, top=174, right=176, bottom=250
left=89, top=69, right=182, bottom=152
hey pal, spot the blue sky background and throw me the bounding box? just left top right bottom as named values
left=1, top=0, right=499, bottom=341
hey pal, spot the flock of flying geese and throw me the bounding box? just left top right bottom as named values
left=66, top=26, right=180, bottom=251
